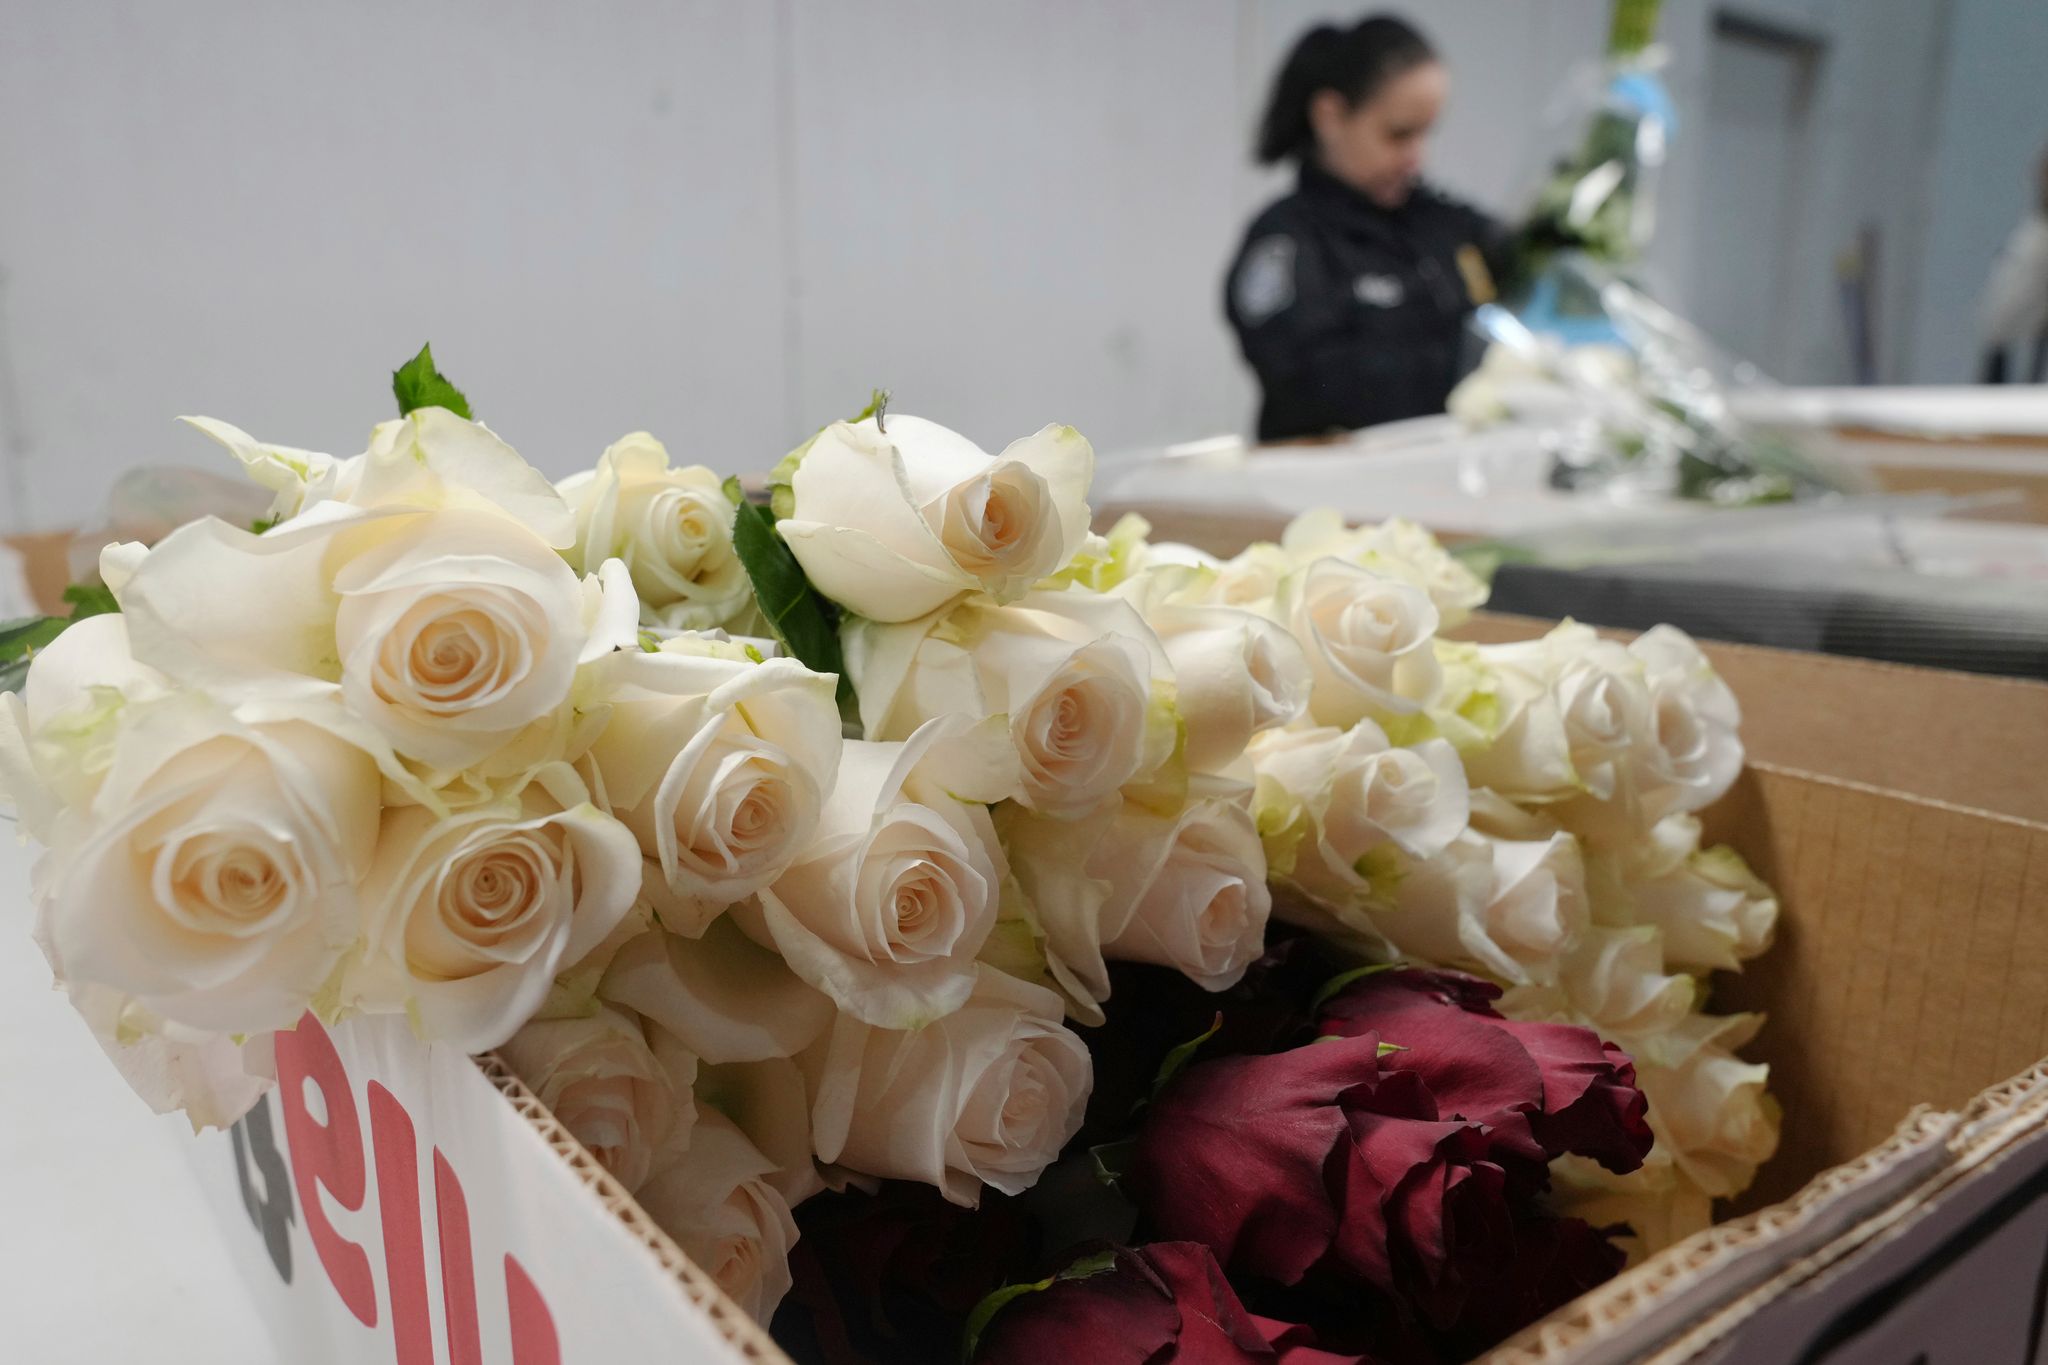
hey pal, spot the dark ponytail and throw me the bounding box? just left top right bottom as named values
left=1256, top=14, right=1438, bottom=165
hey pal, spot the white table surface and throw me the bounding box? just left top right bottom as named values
left=0, top=830, right=274, bottom=1362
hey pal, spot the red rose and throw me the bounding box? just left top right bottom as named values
left=1315, top=969, right=1652, bottom=1178
left=973, top=1242, right=1372, bottom=1365
left=1128, top=1029, right=1511, bottom=1311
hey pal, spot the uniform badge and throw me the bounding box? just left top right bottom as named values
left=1354, top=273, right=1404, bottom=308
left=1233, top=235, right=1296, bottom=324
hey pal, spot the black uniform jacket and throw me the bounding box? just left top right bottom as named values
left=1225, top=163, right=1503, bottom=442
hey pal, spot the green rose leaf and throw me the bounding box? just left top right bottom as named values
left=391, top=342, right=473, bottom=420
left=1147, top=1012, right=1223, bottom=1104
left=1310, top=961, right=1398, bottom=1013
left=721, top=477, right=856, bottom=718
left=960, top=1248, right=1120, bottom=1364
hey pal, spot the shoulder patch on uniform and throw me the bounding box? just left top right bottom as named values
left=1233, top=235, right=1296, bottom=325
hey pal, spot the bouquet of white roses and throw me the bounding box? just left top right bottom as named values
left=0, top=347, right=1779, bottom=1362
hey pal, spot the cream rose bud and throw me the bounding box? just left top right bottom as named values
left=635, top=1109, right=799, bottom=1326
left=1138, top=602, right=1310, bottom=773
left=352, top=407, right=578, bottom=546
left=1248, top=722, right=1469, bottom=917
left=36, top=692, right=380, bottom=1035
left=779, top=414, right=1093, bottom=622
left=1279, top=510, right=1488, bottom=628
left=846, top=591, right=1168, bottom=819
left=1499, top=925, right=1696, bottom=1041
left=752, top=714, right=1017, bottom=1028
left=0, top=614, right=167, bottom=840
left=1635, top=1012, right=1780, bottom=1200
left=353, top=763, right=640, bottom=1052
left=558, top=434, right=751, bottom=631
left=1376, top=832, right=1589, bottom=988
left=119, top=505, right=637, bottom=775
left=1629, top=625, right=1744, bottom=817
left=498, top=1006, right=680, bottom=1193
left=582, top=642, right=842, bottom=931
left=1274, top=557, right=1444, bottom=727
left=803, top=965, right=1090, bottom=1206
left=1004, top=786, right=1272, bottom=1009
left=1631, top=839, right=1779, bottom=973
left=1547, top=1151, right=1713, bottom=1264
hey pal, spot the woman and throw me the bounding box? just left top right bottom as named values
left=1226, top=16, right=1504, bottom=442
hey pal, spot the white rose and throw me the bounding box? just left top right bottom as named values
left=1456, top=653, right=1577, bottom=804
left=780, top=414, right=1093, bottom=622
left=1248, top=722, right=1468, bottom=921
left=1629, top=625, right=1744, bottom=818
left=352, top=763, right=641, bottom=1051
left=1208, top=542, right=1294, bottom=610
left=582, top=643, right=842, bottom=931
left=803, top=965, right=1090, bottom=1206
left=1136, top=602, right=1309, bottom=773
left=498, top=1005, right=681, bottom=1193
left=1547, top=1151, right=1713, bottom=1264
left=635, top=1109, right=798, bottom=1326
left=1274, top=557, right=1443, bottom=726
left=1630, top=839, right=1778, bottom=973
left=32, top=689, right=380, bottom=1035
left=1635, top=1012, right=1779, bottom=1199
left=601, top=918, right=834, bottom=1064
left=119, top=505, right=636, bottom=775
left=180, top=416, right=358, bottom=526
left=350, top=407, right=578, bottom=546
left=1499, top=925, right=1697, bottom=1041
left=695, top=1054, right=823, bottom=1206
left=752, top=714, right=1017, bottom=1028
left=67, top=983, right=275, bottom=1131
left=0, top=614, right=168, bottom=840
left=1279, top=510, right=1488, bottom=628
left=558, top=433, right=752, bottom=630
left=1003, top=784, right=1271, bottom=1010
left=846, top=590, right=1168, bottom=819
left=1375, top=832, right=1588, bottom=987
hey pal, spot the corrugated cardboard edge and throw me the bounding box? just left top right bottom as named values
left=1633, top=1060, right=2048, bottom=1364
left=1473, top=1106, right=1960, bottom=1365
left=474, top=1053, right=795, bottom=1364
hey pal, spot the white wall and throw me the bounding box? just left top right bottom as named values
left=0, top=0, right=1606, bottom=533
left=4, top=2, right=2037, bottom=534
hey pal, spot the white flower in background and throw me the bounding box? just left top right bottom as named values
left=803, top=965, right=1090, bottom=1207
left=1500, top=925, right=1696, bottom=1041
left=180, top=416, right=359, bottom=526
left=1002, top=782, right=1271, bottom=1015
left=498, top=1005, right=682, bottom=1193
left=1248, top=722, right=1468, bottom=922
left=582, top=641, right=842, bottom=932
left=1134, top=602, right=1309, bottom=774
left=1279, top=510, right=1488, bottom=628
left=1377, top=831, right=1589, bottom=988
left=751, top=715, right=1018, bottom=1028
left=1629, top=625, right=1744, bottom=818
left=1634, top=1011, right=1780, bottom=1200
left=1207, top=542, right=1295, bottom=610
left=1273, top=557, right=1443, bottom=727
left=353, top=763, right=641, bottom=1052
left=779, top=414, right=1093, bottom=622
left=635, top=1109, right=799, bottom=1326
left=28, top=687, right=381, bottom=1035
left=845, top=591, right=1168, bottom=818
left=558, top=433, right=752, bottom=630
left=601, top=917, right=834, bottom=1065
left=1628, top=836, right=1779, bottom=973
